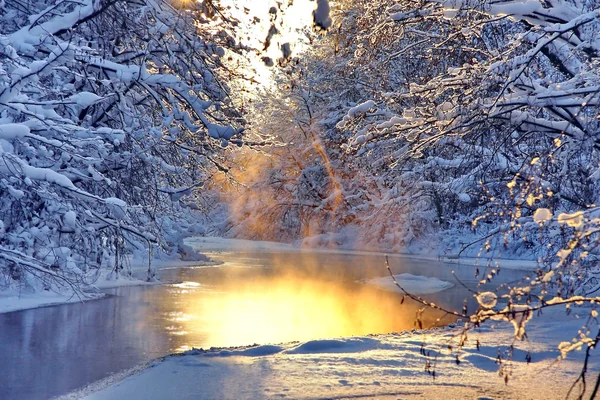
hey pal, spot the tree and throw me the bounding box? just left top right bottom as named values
left=216, top=0, right=600, bottom=394
left=336, top=0, right=600, bottom=254
left=0, top=0, right=243, bottom=293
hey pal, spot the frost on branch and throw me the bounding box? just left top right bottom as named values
left=476, top=292, right=497, bottom=309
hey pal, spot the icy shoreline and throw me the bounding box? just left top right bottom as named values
left=0, top=256, right=220, bottom=314
left=191, top=236, right=539, bottom=271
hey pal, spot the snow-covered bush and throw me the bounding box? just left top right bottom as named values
left=0, top=0, right=243, bottom=292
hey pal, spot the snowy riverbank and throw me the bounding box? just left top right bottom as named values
left=191, top=236, right=539, bottom=271
left=68, top=305, right=596, bottom=400
left=0, top=256, right=219, bottom=314
left=43, top=236, right=595, bottom=400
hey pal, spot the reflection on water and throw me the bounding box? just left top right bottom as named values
left=158, top=273, right=449, bottom=350
left=0, top=250, right=527, bottom=400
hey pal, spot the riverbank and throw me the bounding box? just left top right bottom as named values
left=190, top=236, right=539, bottom=271
left=0, top=256, right=219, bottom=314
left=4, top=236, right=593, bottom=399
left=67, top=305, right=596, bottom=400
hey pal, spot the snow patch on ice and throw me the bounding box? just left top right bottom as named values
left=366, top=273, right=454, bottom=294
left=286, top=337, right=382, bottom=354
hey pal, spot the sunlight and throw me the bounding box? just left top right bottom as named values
left=165, top=268, right=448, bottom=348
left=216, top=0, right=316, bottom=86
left=206, top=1, right=345, bottom=245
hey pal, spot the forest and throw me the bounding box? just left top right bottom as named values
left=1, top=0, right=600, bottom=398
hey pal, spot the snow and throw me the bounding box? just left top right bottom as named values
left=376, top=116, right=406, bottom=129
left=0, top=254, right=219, bottom=315
left=347, top=100, right=376, bottom=117
left=86, top=254, right=220, bottom=292
left=20, top=164, right=76, bottom=189
left=69, top=92, right=103, bottom=107
left=103, top=197, right=127, bottom=208
left=0, top=123, right=30, bottom=140
left=75, top=306, right=596, bottom=400
left=63, top=210, right=77, bottom=229
left=366, top=273, right=454, bottom=294
left=104, top=197, right=127, bottom=219
left=476, top=291, right=497, bottom=308
left=457, top=192, right=471, bottom=202
left=7, top=185, right=24, bottom=199
left=0, top=289, right=99, bottom=314
left=557, top=211, right=584, bottom=228
left=533, top=207, right=552, bottom=223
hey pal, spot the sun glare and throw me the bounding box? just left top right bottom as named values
left=217, top=0, right=316, bottom=86
left=156, top=260, right=451, bottom=349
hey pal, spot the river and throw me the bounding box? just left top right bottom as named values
left=0, top=247, right=527, bottom=400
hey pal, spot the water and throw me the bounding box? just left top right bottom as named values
left=0, top=250, right=527, bottom=400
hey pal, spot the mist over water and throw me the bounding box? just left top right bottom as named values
left=152, top=250, right=477, bottom=351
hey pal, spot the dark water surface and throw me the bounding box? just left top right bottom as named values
left=0, top=250, right=527, bottom=400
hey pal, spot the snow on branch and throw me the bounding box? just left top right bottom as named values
left=0, top=0, right=244, bottom=290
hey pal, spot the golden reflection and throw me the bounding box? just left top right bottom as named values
left=159, top=270, right=450, bottom=349
left=167, top=330, right=189, bottom=336
left=201, top=276, right=385, bottom=345
left=172, top=281, right=202, bottom=288
left=164, top=311, right=194, bottom=322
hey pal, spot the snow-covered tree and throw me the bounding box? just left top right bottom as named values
left=0, top=0, right=244, bottom=292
